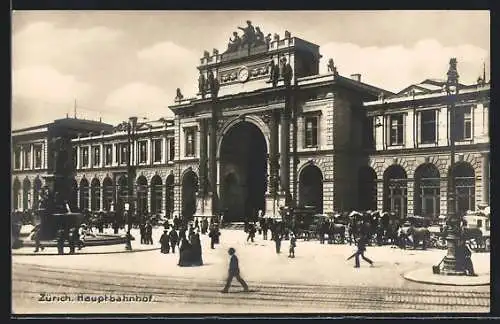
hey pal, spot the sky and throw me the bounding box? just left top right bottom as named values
left=12, top=10, right=490, bottom=130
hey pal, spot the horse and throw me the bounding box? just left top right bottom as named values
left=406, top=226, right=431, bottom=250
left=328, top=222, right=346, bottom=244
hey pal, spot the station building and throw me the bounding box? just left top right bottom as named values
left=11, top=26, right=490, bottom=223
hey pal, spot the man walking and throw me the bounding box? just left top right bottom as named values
left=221, top=248, right=249, bottom=293
left=347, top=234, right=374, bottom=268
left=273, top=229, right=282, bottom=254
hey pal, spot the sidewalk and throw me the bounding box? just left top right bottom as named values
left=12, top=229, right=490, bottom=290
left=12, top=228, right=161, bottom=256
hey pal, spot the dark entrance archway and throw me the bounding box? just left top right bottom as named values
left=298, top=164, right=323, bottom=214
left=181, top=169, right=198, bottom=222
left=220, top=121, right=268, bottom=223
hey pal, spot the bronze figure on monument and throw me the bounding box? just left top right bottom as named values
left=227, top=32, right=241, bottom=53
left=269, top=60, right=279, bottom=87
left=175, top=88, right=184, bottom=102
left=238, top=20, right=256, bottom=49
left=198, top=71, right=207, bottom=99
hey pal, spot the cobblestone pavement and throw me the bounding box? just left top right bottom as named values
left=12, top=263, right=489, bottom=314
left=12, top=229, right=490, bottom=314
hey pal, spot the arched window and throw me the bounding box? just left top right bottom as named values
left=383, top=165, right=408, bottom=219
left=298, top=164, right=323, bottom=214
left=136, top=176, right=148, bottom=218
left=414, top=164, right=440, bottom=218
left=450, top=162, right=475, bottom=216
left=150, top=175, right=163, bottom=215
left=102, top=177, right=114, bottom=211
left=79, top=178, right=90, bottom=211
left=91, top=178, right=101, bottom=211
left=358, top=167, right=377, bottom=211
left=23, top=178, right=31, bottom=211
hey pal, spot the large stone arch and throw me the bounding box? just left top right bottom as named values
left=217, top=114, right=270, bottom=159
left=219, top=120, right=268, bottom=222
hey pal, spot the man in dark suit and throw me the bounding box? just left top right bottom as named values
left=221, top=248, right=249, bottom=293
left=347, top=234, right=374, bottom=268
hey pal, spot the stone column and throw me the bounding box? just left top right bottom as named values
left=269, top=110, right=280, bottom=195
left=482, top=152, right=490, bottom=205
left=199, top=119, right=208, bottom=197
left=209, top=101, right=218, bottom=215
left=280, top=101, right=291, bottom=198
left=376, top=180, right=384, bottom=211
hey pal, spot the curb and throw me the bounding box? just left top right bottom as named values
left=12, top=247, right=161, bottom=256
left=402, top=268, right=490, bottom=286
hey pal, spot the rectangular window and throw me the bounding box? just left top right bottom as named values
left=81, top=147, right=89, bottom=167
left=477, top=219, right=483, bottom=229
left=92, top=146, right=100, bottom=167
left=420, top=110, right=436, bottom=143
left=455, top=106, right=472, bottom=140
left=153, top=139, right=162, bottom=163
left=185, top=128, right=196, bottom=157
left=168, top=138, right=175, bottom=161
left=33, top=145, right=42, bottom=168
left=120, top=143, right=128, bottom=165
left=389, top=114, right=404, bottom=145
left=115, top=144, right=119, bottom=163
left=14, top=147, right=21, bottom=170
left=138, top=141, right=147, bottom=163
left=304, top=116, right=318, bottom=147
left=72, top=147, right=77, bottom=169
left=104, top=144, right=112, bottom=166
left=23, top=145, right=32, bottom=169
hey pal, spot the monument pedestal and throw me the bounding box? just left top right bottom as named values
left=194, top=195, right=216, bottom=223
left=265, top=193, right=286, bottom=219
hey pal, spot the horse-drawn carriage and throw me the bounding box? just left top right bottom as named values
left=463, top=208, right=490, bottom=252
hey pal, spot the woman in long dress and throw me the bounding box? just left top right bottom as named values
left=191, top=233, right=203, bottom=266
left=178, top=237, right=192, bottom=267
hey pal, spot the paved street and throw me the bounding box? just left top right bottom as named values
left=12, top=228, right=490, bottom=314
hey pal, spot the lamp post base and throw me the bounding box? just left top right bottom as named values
left=440, top=256, right=467, bottom=276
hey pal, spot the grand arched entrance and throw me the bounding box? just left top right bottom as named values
left=220, top=121, right=268, bottom=222
left=298, top=164, right=323, bottom=214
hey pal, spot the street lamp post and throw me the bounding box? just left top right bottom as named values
left=440, top=58, right=467, bottom=275
left=116, top=116, right=151, bottom=235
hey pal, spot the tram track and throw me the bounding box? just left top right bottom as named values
left=12, top=263, right=490, bottom=313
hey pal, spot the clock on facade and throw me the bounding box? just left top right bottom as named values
left=238, top=66, right=250, bottom=82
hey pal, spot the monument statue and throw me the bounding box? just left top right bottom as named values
left=175, top=88, right=184, bottom=102
left=265, top=33, right=272, bottom=48
left=198, top=70, right=207, bottom=99
left=227, top=32, right=241, bottom=52
left=238, top=20, right=256, bottom=49
left=208, top=70, right=220, bottom=98
left=213, top=48, right=219, bottom=56
left=327, top=58, right=338, bottom=76
left=284, top=30, right=291, bottom=38
left=255, top=27, right=265, bottom=46
left=269, top=60, right=279, bottom=87
left=280, top=57, right=293, bottom=88
left=273, top=33, right=280, bottom=42
left=203, top=50, right=210, bottom=58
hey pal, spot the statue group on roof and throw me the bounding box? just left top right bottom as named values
left=226, top=20, right=267, bottom=53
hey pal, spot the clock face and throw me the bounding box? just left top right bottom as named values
left=238, top=67, right=250, bottom=82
